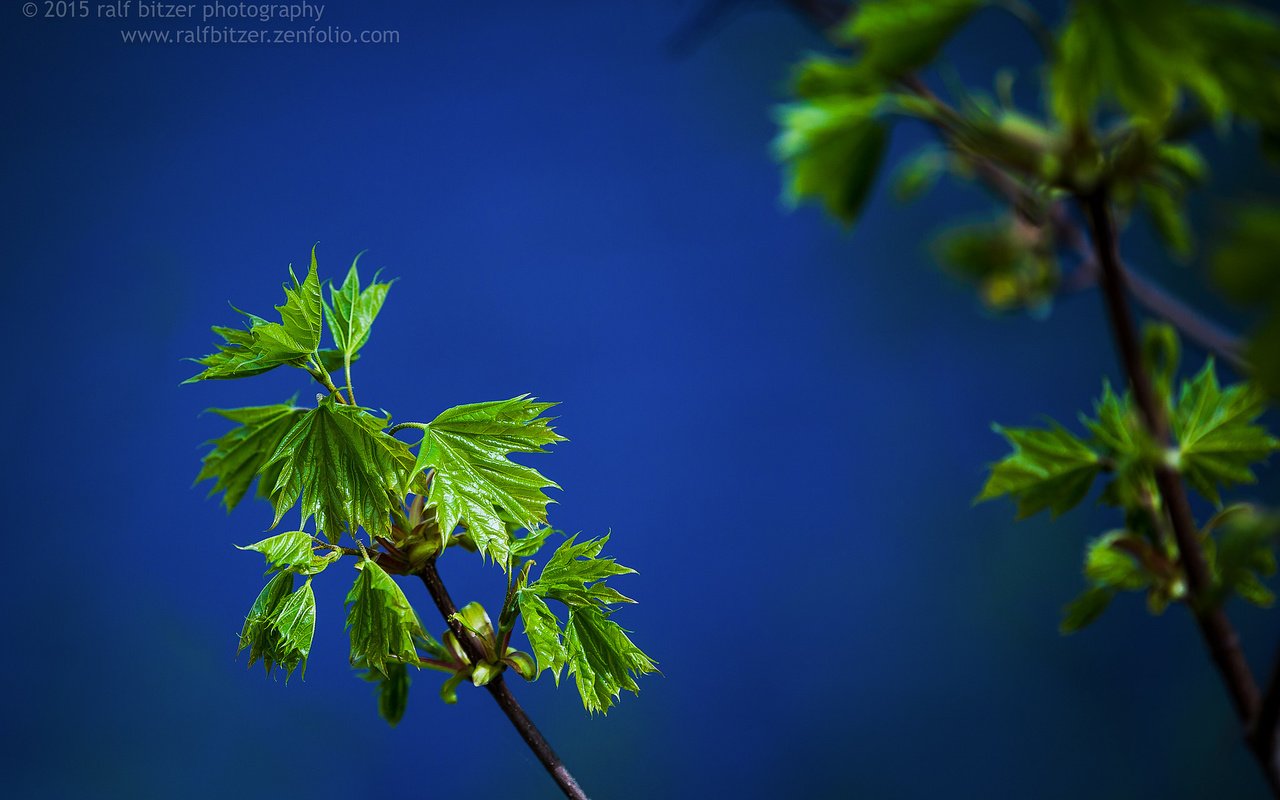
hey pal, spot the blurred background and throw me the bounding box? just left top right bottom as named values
left=3, top=1, right=1278, bottom=797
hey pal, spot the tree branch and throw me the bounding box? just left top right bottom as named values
left=417, top=559, right=589, bottom=800
left=1082, top=190, right=1275, bottom=796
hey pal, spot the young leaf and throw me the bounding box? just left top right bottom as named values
left=1213, top=206, right=1280, bottom=398
left=510, top=526, right=556, bottom=559
left=977, top=422, right=1101, bottom=519
left=1172, top=361, right=1279, bottom=505
left=235, top=529, right=314, bottom=572
left=1083, top=382, right=1157, bottom=509
left=196, top=401, right=307, bottom=511
left=325, top=255, right=392, bottom=358
left=411, top=396, right=565, bottom=564
left=1084, top=531, right=1151, bottom=591
left=1210, top=508, right=1280, bottom=608
left=838, top=0, right=982, bottom=80
left=1139, top=182, right=1193, bottom=262
left=271, top=580, right=318, bottom=677
left=346, top=560, right=427, bottom=679
left=528, top=535, right=637, bottom=608
left=365, top=662, right=411, bottom=727
left=1050, top=0, right=1280, bottom=130
left=564, top=606, right=657, bottom=715
left=184, top=324, right=278, bottom=383
left=238, top=572, right=316, bottom=678
left=250, top=250, right=325, bottom=362
left=1059, top=586, right=1114, bottom=634
left=517, top=591, right=568, bottom=682
left=774, top=97, right=889, bottom=226
left=264, top=398, right=414, bottom=541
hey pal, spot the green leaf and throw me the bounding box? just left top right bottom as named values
left=517, top=591, right=568, bottom=682
left=510, top=527, right=556, bottom=560
left=774, top=98, right=889, bottom=226
left=237, top=572, right=316, bottom=678
left=251, top=249, right=324, bottom=362
left=892, top=146, right=946, bottom=202
left=184, top=251, right=325, bottom=382
left=345, top=559, right=427, bottom=679
left=196, top=401, right=307, bottom=511
left=1210, top=508, right=1280, bottom=608
left=183, top=324, right=277, bottom=383
left=1050, top=0, right=1280, bottom=130
left=977, top=422, right=1101, bottom=519
left=933, top=217, right=1058, bottom=311
left=1083, top=382, right=1158, bottom=509
left=1172, top=360, right=1279, bottom=505
left=410, top=396, right=565, bottom=564
left=1084, top=531, right=1151, bottom=591
left=838, top=0, right=982, bottom=79
left=1060, top=586, right=1114, bottom=634
left=564, top=606, right=657, bottom=715
left=1139, top=182, right=1192, bottom=261
left=235, top=530, right=314, bottom=572
left=325, top=254, right=393, bottom=358
left=1213, top=205, right=1280, bottom=398
left=317, top=348, right=356, bottom=375
left=264, top=398, right=414, bottom=541
left=371, top=662, right=410, bottom=727
left=1142, top=322, right=1181, bottom=404
left=528, top=534, right=637, bottom=608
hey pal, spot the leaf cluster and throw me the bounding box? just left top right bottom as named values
left=190, top=252, right=649, bottom=726
left=516, top=535, right=657, bottom=714
left=773, top=0, right=1280, bottom=288
left=978, top=329, right=1279, bottom=630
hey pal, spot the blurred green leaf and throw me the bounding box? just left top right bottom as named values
left=1209, top=507, right=1280, bottom=608
left=1050, top=0, right=1280, bottom=130
left=1139, top=182, right=1193, bottom=261
left=367, top=662, right=411, bottom=727
left=1172, top=360, right=1278, bottom=505
left=838, top=0, right=982, bottom=79
left=1084, top=531, right=1151, bottom=591
left=1213, top=205, right=1280, bottom=397
left=933, top=217, right=1058, bottom=311
left=978, top=421, right=1101, bottom=519
left=774, top=97, right=889, bottom=226
left=1060, top=585, right=1114, bottom=634
left=892, top=146, right=947, bottom=202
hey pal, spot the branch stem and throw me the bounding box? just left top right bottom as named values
left=1082, top=190, right=1274, bottom=794
left=417, top=560, right=588, bottom=800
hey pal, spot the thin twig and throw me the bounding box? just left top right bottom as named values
left=1083, top=190, right=1274, bottom=795
left=418, top=559, right=588, bottom=800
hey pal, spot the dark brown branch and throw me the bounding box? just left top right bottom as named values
left=417, top=560, right=589, bottom=800
left=1082, top=190, right=1274, bottom=795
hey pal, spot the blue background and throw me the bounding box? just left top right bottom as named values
left=4, top=1, right=1278, bottom=797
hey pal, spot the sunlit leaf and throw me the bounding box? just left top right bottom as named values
left=264, top=398, right=414, bottom=541
left=410, top=396, right=564, bottom=564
